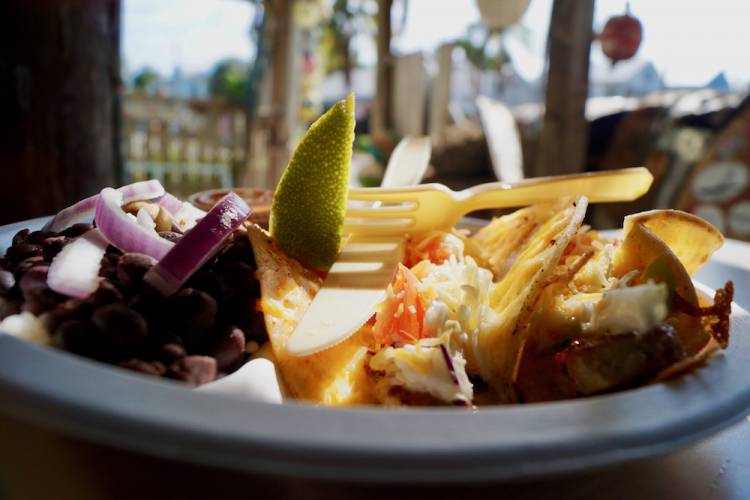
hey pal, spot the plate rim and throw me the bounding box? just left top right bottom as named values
left=1, top=217, right=749, bottom=483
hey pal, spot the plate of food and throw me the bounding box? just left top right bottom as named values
left=0, top=97, right=747, bottom=483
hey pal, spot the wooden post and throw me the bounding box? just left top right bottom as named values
left=244, top=0, right=271, bottom=185
left=535, top=0, right=594, bottom=176
left=0, top=0, right=120, bottom=225
left=371, top=0, right=393, bottom=135
left=265, top=0, right=294, bottom=188
left=391, top=53, right=427, bottom=137
left=429, top=43, right=454, bottom=143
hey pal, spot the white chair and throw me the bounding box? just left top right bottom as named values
left=476, top=95, right=524, bottom=182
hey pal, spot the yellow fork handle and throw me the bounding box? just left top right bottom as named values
left=458, top=167, right=654, bottom=213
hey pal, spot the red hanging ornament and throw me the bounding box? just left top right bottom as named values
left=598, top=3, right=643, bottom=65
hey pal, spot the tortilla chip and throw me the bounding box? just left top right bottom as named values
left=248, top=224, right=376, bottom=405
left=614, top=223, right=709, bottom=355
left=623, top=209, right=723, bottom=276
left=469, top=200, right=572, bottom=280
left=472, top=196, right=588, bottom=402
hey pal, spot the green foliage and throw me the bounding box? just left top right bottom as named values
left=456, top=23, right=511, bottom=72
left=319, top=0, right=376, bottom=75
left=209, top=59, right=250, bottom=105
left=133, top=67, right=159, bottom=91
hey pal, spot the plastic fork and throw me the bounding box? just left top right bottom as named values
left=286, top=136, right=432, bottom=356
left=344, top=167, right=653, bottom=236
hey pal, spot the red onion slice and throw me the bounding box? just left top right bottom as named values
left=172, top=202, right=206, bottom=233
left=439, top=344, right=460, bottom=386
left=157, top=192, right=184, bottom=214
left=145, top=192, right=250, bottom=296
left=95, top=188, right=174, bottom=260
left=47, top=229, right=109, bottom=298
left=157, top=192, right=206, bottom=233
left=44, top=180, right=165, bottom=232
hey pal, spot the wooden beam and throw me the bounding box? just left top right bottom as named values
left=429, top=43, right=454, bottom=143
left=371, top=0, right=393, bottom=135
left=265, top=0, right=294, bottom=188
left=0, top=0, right=120, bottom=225
left=536, top=0, right=594, bottom=176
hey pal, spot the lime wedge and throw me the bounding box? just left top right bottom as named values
left=270, top=95, right=355, bottom=270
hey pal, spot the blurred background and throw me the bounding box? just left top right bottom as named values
left=1, top=0, right=749, bottom=239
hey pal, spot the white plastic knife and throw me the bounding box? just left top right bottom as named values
left=286, top=136, right=432, bottom=356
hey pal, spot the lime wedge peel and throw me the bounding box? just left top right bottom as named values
left=269, top=95, right=355, bottom=271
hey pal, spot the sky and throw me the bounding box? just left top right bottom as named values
left=123, top=0, right=750, bottom=88
left=122, top=0, right=254, bottom=76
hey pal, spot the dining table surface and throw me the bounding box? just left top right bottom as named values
left=0, top=235, right=749, bottom=500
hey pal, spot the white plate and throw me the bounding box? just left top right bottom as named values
left=1, top=217, right=749, bottom=483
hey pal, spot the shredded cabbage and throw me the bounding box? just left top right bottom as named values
left=582, top=282, right=669, bottom=335
left=369, top=334, right=473, bottom=404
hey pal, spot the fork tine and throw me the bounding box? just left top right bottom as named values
left=343, top=218, right=415, bottom=234
left=347, top=190, right=419, bottom=204
left=345, top=206, right=417, bottom=218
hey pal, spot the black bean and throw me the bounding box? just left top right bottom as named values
left=120, top=359, right=167, bottom=377
left=105, top=245, right=123, bottom=256
left=161, top=342, right=187, bottom=361
left=42, top=236, right=69, bottom=262
left=6, top=243, right=43, bottom=263
left=231, top=227, right=248, bottom=241
left=116, top=253, right=156, bottom=289
left=169, top=356, right=217, bottom=384
left=27, top=231, right=58, bottom=244
left=167, top=288, right=217, bottom=347
left=0, top=298, right=21, bottom=320
left=13, top=256, right=45, bottom=280
left=43, top=298, right=87, bottom=333
left=91, top=303, right=149, bottom=351
left=19, top=266, right=63, bottom=315
left=85, top=280, right=124, bottom=307
left=215, top=262, right=258, bottom=296
left=56, top=320, right=104, bottom=358
left=60, top=223, right=93, bottom=238
left=218, top=241, right=255, bottom=264
left=158, top=231, right=183, bottom=243
left=12, top=229, right=30, bottom=246
left=218, top=295, right=262, bottom=338
left=185, top=270, right=226, bottom=300
left=98, top=254, right=119, bottom=280
left=211, top=326, right=246, bottom=371
left=244, top=310, right=268, bottom=344
left=129, top=289, right=168, bottom=335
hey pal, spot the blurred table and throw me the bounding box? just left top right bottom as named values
left=1, top=239, right=749, bottom=500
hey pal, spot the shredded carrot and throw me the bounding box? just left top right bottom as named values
left=373, top=264, right=426, bottom=347
left=404, top=232, right=462, bottom=267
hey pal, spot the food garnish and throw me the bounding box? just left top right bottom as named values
left=623, top=209, right=723, bottom=276
left=43, top=180, right=165, bottom=233
left=145, top=192, right=250, bottom=296
left=47, top=229, right=110, bottom=298
left=95, top=188, right=175, bottom=260
left=0, top=99, right=737, bottom=408
left=248, top=224, right=375, bottom=404
left=0, top=181, right=261, bottom=385
left=269, top=95, right=355, bottom=271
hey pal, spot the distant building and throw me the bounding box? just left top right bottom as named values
left=589, top=59, right=664, bottom=97
left=706, top=72, right=730, bottom=92
left=167, top=66, right=210, bottom=99
left=449, top=57, right=543, bottom=117
left=125, top=66, right=210, bottom=99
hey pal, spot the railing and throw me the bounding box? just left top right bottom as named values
left=122, top=94, right=247, bottom=198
